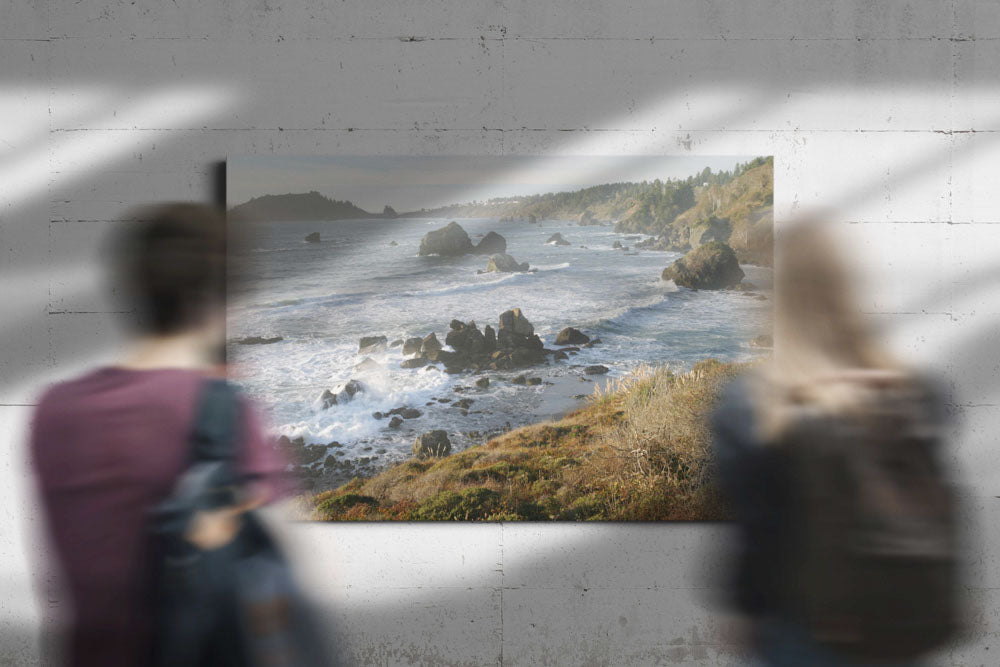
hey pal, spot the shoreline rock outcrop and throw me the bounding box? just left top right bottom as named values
left=233, top=336, right=283, bottom=345
left=555, top=327, right=590, bottom=345
left=473, top=231, right=507, bottom=255
left=661, top=241, right=744, bottom=290
left=359, top=335, right=388, bottom=353
left=419, top=221, right=474, bottom=256
left=319, top=379, right=366, bottom=409
left=413, top=430, right=451, bottom=457
left=484, top=253, right=530, bottom=273
left=418, top=221, right=508, bottom=257
left=409, top=308, right=548, bottom=374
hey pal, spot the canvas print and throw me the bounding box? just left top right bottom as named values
left=227, top=155, right=774, bottom=520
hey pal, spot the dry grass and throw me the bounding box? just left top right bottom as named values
left=309, top=358, right=747, bottom=521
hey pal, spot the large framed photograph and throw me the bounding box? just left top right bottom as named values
left=227, top=155, right=773, bottom=520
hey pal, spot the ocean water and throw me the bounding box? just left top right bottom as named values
left=227, top=217, right=771, bottom=471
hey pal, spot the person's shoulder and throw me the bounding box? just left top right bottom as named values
left=33, top=368, right=109, bottom=413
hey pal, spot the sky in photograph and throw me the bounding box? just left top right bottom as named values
left=228, top=155, right=763, bottom=213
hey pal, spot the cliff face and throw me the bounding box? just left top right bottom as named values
left=229, top=191, right=373, bottom=221
left=619, top=158, right=774, bottom=264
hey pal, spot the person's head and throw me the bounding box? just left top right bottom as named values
left=755, top=218, right=900, bottom=436
left=110, top=203, right=226, bottom=353
left=772, top=219, right=888, bottom=374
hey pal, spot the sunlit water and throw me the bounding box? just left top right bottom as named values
left=228, top=217, right=771, bottom=471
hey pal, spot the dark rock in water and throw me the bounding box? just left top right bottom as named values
left=559, top=347, right=580, bottom=353
left=372, top=412, right=384, bottom=419
left=401, top=357, right=428, bottom=369
left=389, top=240, right=399, bottom=246
left=751, top=334, right=773, bottom=348
left=389, top=416, right=404, bottom=428
left=387, top=406, right=422, bottom=419
left=412, top=309, right=548, bottom=375
left=234, top=336, right=283, bottom=345
left=354, top=357, right=382, bottom=372
left=500, top=308, right=534, bottom=337
left=342, top=379, right=364, bottom=398
left=437, top=397, right=452, bottom=403
left=733, top=281, right=758, bottom=292
left=305, top=232, right=320, bottom=243
left=446, top=321, right=490, bottom=356
left=527, top=377, right=542, bottom=386
left=419, top=221, right=474, bottom=256
left=413, top=430, right=451, bottom=457
left=424, top=348, right=457, bottom=365
left=390, top=339, right=403, bottom=348
left=402, top=337, right=423, bottom=355
left=454, top=398, right=474, bottom=409
left=555, top=327, right=590, bottom=345
left=584, top=338, right=602, bottom=347
left=546, top=232, right=570, bottom=246
left=475, top=377, right=490, bottom=388
left=320, top=389, right=338, bottom=409
left=662, top=242, right=744, bottom=290
left=485, top=253, right=530, bottom=273
left=584, top=365, right=609, bottom=375
left=491, top=308, right=546, bottom=368
left=553, top=351, right=568, bottom=360
left=421, top=332, right=442, bottom=354
left=512, top=375, right=527, bottom=385
left=612, top=240, right=623, bottom=249
left=473, top=231, right=507, bottom=255
left=324, top=380, right=364, bottom=408
left=359, top=335, right=388, bottom=352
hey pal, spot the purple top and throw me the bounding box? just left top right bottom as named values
left=29, top=367, right=288, bottom=667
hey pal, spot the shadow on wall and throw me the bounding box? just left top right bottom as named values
left=2, top=25, right=999, bottom=662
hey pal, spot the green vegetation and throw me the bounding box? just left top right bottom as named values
left=229, top=191, right=380, bottom=221
left=309, top=359, right=747, bottom=521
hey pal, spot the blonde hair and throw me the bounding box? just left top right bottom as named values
left=751, top=219, right=905, bottom=441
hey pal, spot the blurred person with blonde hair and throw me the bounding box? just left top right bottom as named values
left=711, top=220, right=962, bottom=666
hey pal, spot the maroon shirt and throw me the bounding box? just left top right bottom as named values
left=30, top=367, right=287, bottom=667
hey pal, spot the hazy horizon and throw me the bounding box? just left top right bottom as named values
left=228, top=155, right=763, bottom=213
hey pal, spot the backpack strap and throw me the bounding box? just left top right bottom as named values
left=180, top=378, right=244, bottom=510
left=190, top=378, right=242, bottom=463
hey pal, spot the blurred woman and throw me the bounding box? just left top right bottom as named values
left=711, top=221, right=960, bottom=666
left=29, top=204, right=287, bottom=666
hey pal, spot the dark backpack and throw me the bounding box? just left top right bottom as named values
left=148, top=379, right=334, bottom=667
left=780, top=377, right=962, bottom=661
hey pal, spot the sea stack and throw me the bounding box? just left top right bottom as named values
left=661, top=242, right=744, bottom=290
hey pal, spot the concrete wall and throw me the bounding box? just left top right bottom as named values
left=2, top=1, right=998, bottom=664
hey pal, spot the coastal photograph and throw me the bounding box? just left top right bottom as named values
left=226, top=155, right=774, bottom=521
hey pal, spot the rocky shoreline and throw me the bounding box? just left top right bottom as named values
left=266, top=219, right=770, bottom=494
